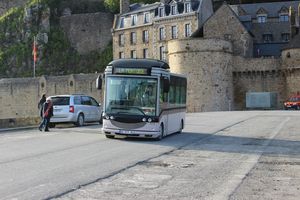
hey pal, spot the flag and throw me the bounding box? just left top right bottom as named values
left=33, top=37, right=37, bottom=63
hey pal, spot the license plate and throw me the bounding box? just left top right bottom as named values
left=119, top=130, right=131, bottom=134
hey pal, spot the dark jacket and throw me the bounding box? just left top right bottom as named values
left=38, top=96, right=46, bottom=117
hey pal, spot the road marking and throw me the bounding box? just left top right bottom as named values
left=210, top=117, right=290, bottom=200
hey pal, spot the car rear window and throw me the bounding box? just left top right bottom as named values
left=51, top=97, right=70, bottom=105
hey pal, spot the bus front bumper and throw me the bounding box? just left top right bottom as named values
left=102, top=128, right=160, bottom=138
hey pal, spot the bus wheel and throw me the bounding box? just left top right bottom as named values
left=106, top=134, right=115, bottom=139
left=156, top=124, right=164, bottom=141
left=178, top=120, right=184, bottom=134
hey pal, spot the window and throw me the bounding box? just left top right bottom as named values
left=159, top=27, right=165, bottom=40
left=185, top=3, right=191, bottom=13
left=144, top=13, right=150, bottom=23
left=281, top=33, right=290, bottom=41
left=131, top=15, right=137, bottom=26
left=279, top=14, right=289, bottom=22
left=169, top=76, right=187, bottom=106
left=131, top=50, right=136, bottom=58
left=159, top=7, right=164, bottom=17
left=119, top=52, right=124, bottom=59
left=142, top=30, right=149, bottom=43
left=184, top=23, right=191, bottom=37
left=143, top=48, right=148, bottom=58
left=130, top=32, right=136, bottom=44
left=119, top=34, right=124, bottom=46
left=257, top=15, right=267, bottom=23
left=263, top=34, right=273, bottom=42
left=171, top=5, right=176, bottom=15
left=119, top=17, right=124, bottom=28
left=171, top=25, right=178, bottom=39
left=82, top=96, right=92, bottom=105
left=159, top=46, right=166, bottom=61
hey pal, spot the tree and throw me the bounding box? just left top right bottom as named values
left=104, top=0, right=119, bottom=13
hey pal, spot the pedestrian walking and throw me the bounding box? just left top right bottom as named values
left=38, top=94, right=46, bottom=118
left=38, top=97, right=53, bottom=132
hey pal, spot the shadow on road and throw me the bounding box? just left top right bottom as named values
left=117, top=131, right=300, bottom=157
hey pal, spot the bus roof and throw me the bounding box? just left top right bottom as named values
left=108, top=59, right=170, bottom=70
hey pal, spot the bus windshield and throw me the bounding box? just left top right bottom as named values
left=105, top=76, right=157, bottom=116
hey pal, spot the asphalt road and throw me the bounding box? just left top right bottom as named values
left=0, top=111, right=300, bottom=200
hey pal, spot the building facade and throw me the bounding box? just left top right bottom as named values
left=112, top=0, right=214, bottom=61
left=112, top=0, right=300, bottom=112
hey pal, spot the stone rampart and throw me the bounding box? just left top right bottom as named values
left=0, top=74, right=102, bottom=128
left=168, top=38, right=234, bottom=112
left=232, top=56, right=285, bottom=110
left=233, top=56, right=282, bottom=72
left=60, top=12, right=113, bottom=54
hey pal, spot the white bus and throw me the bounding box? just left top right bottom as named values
left=97, top=59, right=187, bottom=140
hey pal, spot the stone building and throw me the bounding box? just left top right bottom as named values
left=113, top=0, right=300, bottom=112
left=112, top=0, right=214, bottom=61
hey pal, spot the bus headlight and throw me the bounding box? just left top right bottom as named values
left=142, top=118, right=147, bottom=122
left=147, top=118, right=152, bottom=123
left=110, top=116, right=115, bottom=120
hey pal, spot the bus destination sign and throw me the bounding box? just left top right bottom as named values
left=113, top=67, right=150, bottom=75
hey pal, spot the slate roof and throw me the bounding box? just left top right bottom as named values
left=121, top=2, right=160, bottom=16
left=230, top=1, right=300, bottom=19
left=121, top=0, right=201, bottom=16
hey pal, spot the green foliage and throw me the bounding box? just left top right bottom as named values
left=0, top=0, right=113, bottom=78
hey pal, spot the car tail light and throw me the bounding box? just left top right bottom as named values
left=69, top=106, right=74, bottom=113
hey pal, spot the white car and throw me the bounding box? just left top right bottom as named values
left=49, top=94, right=102, bottom=127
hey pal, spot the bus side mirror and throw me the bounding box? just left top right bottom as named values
left=163, top=78, right=170, bottom=93
left=96, top=75, right=102, bottom=90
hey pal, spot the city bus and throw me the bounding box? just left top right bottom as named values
left=97, top=59, right=187, bottom=140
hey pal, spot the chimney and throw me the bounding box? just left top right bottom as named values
left=289, top=6, right=298, bottom=38
left=120, top=0, right=130, bottom=14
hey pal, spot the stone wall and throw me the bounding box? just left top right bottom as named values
left=0, top=0, right=27, bottom=15
left=0, top=74, right=102, bottom=128
left=60, top=12, right=113, bottom=55
left=232, top=56, right=285, bottom=110
left=168, top=38, right=234, bottom=112
left=203, top=4, right=253, bottom=57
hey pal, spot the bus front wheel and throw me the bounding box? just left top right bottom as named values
left=156, top=124, right=164, bottom=141
left=106, top=134, right=115, bottom=139
left=178, top=120, right=184, bottom=134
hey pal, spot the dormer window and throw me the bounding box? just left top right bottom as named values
left=144, top=13, right=150, bottom=23
left=171, top=5, right=177, bottom=15
left=257, top=15, right=267, bottom=23
left=119, top=17, right=124, bottom=28
left=131, top=15, right=137, bottom=26
left=185, top=3, right=191, bottom=13
left=279, top=14, right=289, bottom=22
left=159, top=7, right=164, bottom=17
left=256, top=8, right=268, bottom=23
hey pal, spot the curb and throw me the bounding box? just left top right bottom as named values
left=0, top=126, right=37, bottom=133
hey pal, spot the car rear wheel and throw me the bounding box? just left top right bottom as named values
left=76, top=114, right=84, bottom=127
